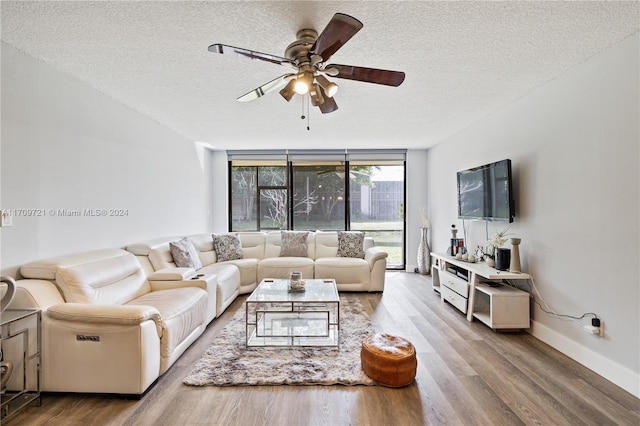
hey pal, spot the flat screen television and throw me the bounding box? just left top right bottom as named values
left=457, top=159, right=514, bottom=222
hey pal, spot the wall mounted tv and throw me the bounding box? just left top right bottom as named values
left=457, top=159, right=514, bottom=222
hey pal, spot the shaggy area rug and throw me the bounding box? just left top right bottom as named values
left=183, top=296, right=377, bottom=386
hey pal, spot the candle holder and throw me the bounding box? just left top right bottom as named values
left=288, top=271, right=305, bottom=292
left=509, top=238, right=522, bottom=273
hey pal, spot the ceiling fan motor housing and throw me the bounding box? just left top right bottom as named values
left=284, top=29, right=318, bottom=65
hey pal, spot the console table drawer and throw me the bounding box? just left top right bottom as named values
left=440, top=273, right=469, bottom=298
left=441, top=285, right=468, bottom=314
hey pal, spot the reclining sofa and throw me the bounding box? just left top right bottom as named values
left=9, top=230, right=387, bottom=395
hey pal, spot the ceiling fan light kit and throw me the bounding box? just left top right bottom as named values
left=316, top=74, right=338, bottom=98
left=279, top=80, right=297, bottom=102
left=209, top=13, right=405, bottom=115
left=309, top=84, right=325, bottom=107
left=293, top=70, right=314, bottom=95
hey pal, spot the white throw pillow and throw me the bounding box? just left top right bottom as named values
left=169, top=237, right=203, bottom=269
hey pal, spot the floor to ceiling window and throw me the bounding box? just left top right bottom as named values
left=228, top=150, right=406, bottom=269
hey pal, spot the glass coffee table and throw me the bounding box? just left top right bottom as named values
left=245, top=278, right=339, bottom=347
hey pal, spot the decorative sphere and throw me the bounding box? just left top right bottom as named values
left=455, top=253, right=462, bottom=260
left=468, top=255, right=476, bottom=263
left=461, top=254, right=468, bottom=261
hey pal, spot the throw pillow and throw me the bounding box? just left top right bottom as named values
left=212, top=233, right=243, bottom=262
left=169, top=238, right=203, bottom=269
left=279, top=231, right=309, bottom=257
left=337, top=231, right=365, bottom=258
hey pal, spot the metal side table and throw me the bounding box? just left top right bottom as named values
left=1, top=309, right=41, bottom=422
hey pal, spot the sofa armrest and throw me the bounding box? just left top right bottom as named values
left=12, top=279, right=66, bottom=310
left=364, top=247, right=388, bottom=269
left=148, top=267, right=195, bottom=281
left=46, top=303, right=163, bottom=338
left=365, top=247, right=388, bottom=292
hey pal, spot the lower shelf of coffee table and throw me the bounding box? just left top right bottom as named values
left=247, top=311, right=338, bottom=347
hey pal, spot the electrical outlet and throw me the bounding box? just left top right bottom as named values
left=583, top=321, right=604, bottom=337
left=0, top=210, right=12, bottom=227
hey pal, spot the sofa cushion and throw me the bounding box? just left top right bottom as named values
left=279, top=231, right=309, bottom=257
left=314, top=231, right=339, bottom=258
left=127, top=287, right=207, bottom=372
left=148, top=244, right=177, bottom=271
left=217, top=258, right=259, bottom=289
left=213, top=233, right=243, bottom=262
left=238, top=232, right=266, bottom=260
left=315, top=257, right=370, bottom=285
left=55, top=250, right=150, bottom=304
left=187, top=234, right=216, bottom=267
left=199, top=263, right=240, bottom=317
left=169, top=238, right=203, bottom=269
left=126, top=237, right=181, bottom=256
left=337, top=231, right=365, bottom=258
left=21, top=248, right=127, bottom=280
left=257, top=257, right=314, bottom=281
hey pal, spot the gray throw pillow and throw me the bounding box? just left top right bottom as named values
left=279, top=231, right=309, bottom=257
left=212, top=233, right=243, bottom=262
left=169, top=238, right=203, bottom=269
left=337, top=231, right=365, bottom=258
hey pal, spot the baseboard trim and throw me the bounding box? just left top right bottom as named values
left=529, top=319, right=639, bottom=398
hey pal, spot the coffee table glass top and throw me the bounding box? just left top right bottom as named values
left=246, top=278, right=339, bottom=303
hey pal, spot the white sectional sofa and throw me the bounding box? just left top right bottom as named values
left=15, top=249, right=208, bottom=395
left=128, top=231, right=388, bottom=295
left=8, top=230, right=387, bottom=396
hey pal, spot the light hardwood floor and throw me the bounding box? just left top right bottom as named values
left=7, top=272, right=639, bottom=425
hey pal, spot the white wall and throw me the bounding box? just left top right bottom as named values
left=0, top=43, right=211, bottom=276
left=406, top=149, right=429, bottom=272
left=210, top=150, right=229, bottom=233
left=427, top=34, right=639, bottom=396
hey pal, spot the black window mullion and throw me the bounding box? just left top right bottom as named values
left=288, top=161, right=293, bottom=230
left=345, top=160, right=350, bottom=230
left=227, top=160, right=233, bottom=231
left=255, top=166, right=262, bottom=231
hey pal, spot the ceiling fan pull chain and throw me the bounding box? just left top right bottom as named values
left=307, top=95, right=311, bottom=131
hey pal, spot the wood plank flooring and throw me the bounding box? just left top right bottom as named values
left=7, top=272, right=639, bottom=425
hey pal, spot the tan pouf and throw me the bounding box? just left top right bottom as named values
left=361, top=333, right=417, bottom=387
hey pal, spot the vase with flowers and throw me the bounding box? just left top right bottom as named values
left=485, top=226, right=511, bottom=268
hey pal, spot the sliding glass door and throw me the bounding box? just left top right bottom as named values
left=348, top=161, right=404, bottom=269
left=291, top=158, right=346, bottom=230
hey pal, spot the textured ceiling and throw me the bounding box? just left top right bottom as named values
left=2, top=1, right=638, bottom=150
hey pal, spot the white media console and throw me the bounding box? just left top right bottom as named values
left=431, top=252, right=531, bottom=330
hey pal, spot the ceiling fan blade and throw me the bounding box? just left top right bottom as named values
left=329, top=64, right=406, bottom=87
left=208, top=44, right=294, bottom=67
left=318, top=87, right=338, bottom=113
left=237, top=74, right=294, bottom=102
left=310, top=13, right=363, bottom=62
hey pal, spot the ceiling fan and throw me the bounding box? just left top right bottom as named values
left=208, top=13, right=405, bottom=114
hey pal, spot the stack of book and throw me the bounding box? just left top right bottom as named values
left=449, top=238, right=465, bottom=256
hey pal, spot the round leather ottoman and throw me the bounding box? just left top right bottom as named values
left=361, top=333, right=417, bottom=387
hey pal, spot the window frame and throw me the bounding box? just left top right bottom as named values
left=227, top=150, right=406, bottom=269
